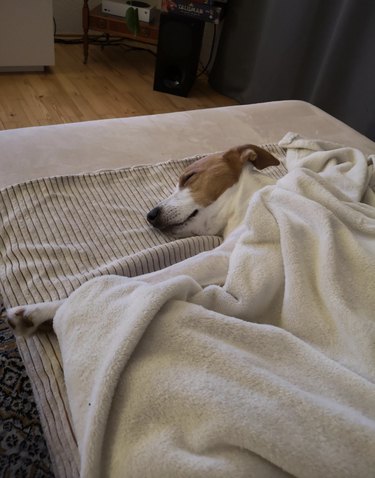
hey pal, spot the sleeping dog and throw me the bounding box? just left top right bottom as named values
left=5, top=144, right=279, bottom=336
left=146, top=144, right=279, bottom=238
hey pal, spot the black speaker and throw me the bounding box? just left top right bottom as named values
left=153, top=13, right=205, bottom=97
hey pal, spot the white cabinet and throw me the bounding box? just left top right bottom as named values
left=0, top=0, right=55, bottom=71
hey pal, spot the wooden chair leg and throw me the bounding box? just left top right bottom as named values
left=82, top=0, right=89, bottom=64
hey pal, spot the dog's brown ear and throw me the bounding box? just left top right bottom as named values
left=224, top=144, right=280, bottom=170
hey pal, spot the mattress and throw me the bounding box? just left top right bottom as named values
left=1, top=101, right=374, bottom=190
left=0, top=101, right=374, bottom=477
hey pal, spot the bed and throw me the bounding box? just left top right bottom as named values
left=1, top=100, right=374, bottom=477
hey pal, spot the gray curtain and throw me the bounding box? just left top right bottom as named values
left=209, top=0, right=375, bottom=141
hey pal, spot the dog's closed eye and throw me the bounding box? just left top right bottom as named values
left=179, top=172, right=196, bottom=188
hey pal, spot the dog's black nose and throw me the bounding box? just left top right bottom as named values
left=147, top=206, right=161, bottom=225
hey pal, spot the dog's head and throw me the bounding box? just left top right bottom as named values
left=147, top=144, right=279, bottom=237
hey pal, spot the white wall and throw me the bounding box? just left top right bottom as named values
left=0, top=0, right=55, bottom=70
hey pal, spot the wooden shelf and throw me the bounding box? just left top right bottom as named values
left=82, top=2, right=160, bottom=63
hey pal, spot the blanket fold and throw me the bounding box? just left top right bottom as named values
left=54, top=134, right=375, bottom=478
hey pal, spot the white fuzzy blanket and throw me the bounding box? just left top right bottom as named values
left=54, top=133, right=375, bottom=478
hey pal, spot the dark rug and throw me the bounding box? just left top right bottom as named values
left=0, top=300, right=54, bottom=478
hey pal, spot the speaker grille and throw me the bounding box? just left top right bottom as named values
left=153, top=13, right=205, bottom=97
left=159, top=24, right=193, bottom=59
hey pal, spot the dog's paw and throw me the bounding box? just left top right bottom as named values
left=6, top=304, right=51, bottom=337
left=6, top=300, right=63, bottom=337
left=7, top=305, right=39, bottom=337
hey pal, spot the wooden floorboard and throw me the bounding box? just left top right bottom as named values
left=0, top=43, right=237, bottom=130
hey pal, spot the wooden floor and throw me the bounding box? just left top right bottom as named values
left=0, top=42, right=237, bottom=130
